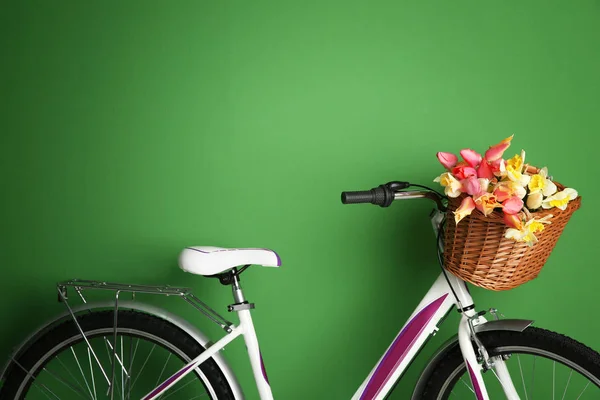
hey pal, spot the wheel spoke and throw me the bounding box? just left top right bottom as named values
left=9, top=357, right=65, bottom=400
left=70, top=347, right=95, bottom=398
left=105, top=339, right=123, bottom=396
left=130, top=343, right=156, bottom=391
left=161, top=375, right=197, bottom=400
left=553, top=361, right=556, bottom=400
left=576, top=381, right=591, bottom=400
left=518, top=354, right=529, bottom=400
left=490, top=367, right=503, bottom=385
left=55, top=354, right=89, bottom=395
left=459, top=376, right=475, bottom=394
left=562, top=369, right=573, bottom=400
left=126, top=337, right=140, bottom=400
left=530, top=355, right=536, bottom=398
left=104, top=337, right=130, bottom=377
left=155, top=353, right=173, bottom=387
left=121, top=336, right=125, bottom=400
left=88, top=348, right=98, bottom=400
left=490, top=360, right=518, bottom=396
left=37, top=382, right=62, bottom=400
left=41, top=365, right=90, bottom=399
left=35, top=383, right=56, bottom=400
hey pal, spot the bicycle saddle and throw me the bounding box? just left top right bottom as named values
left=179, top=246, right=281, bottom=276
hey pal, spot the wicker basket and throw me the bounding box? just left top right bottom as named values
left=443, top=182, right=581, bottom=291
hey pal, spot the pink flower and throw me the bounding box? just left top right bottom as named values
left=484, top=135, right=513, bottom=161
left=493, top=183, right=512, bottom=202
left=477, top=160, right=494, bottom=179
left=460, top=149, right=482, bottom=168
left=452, top=164, right=477, bottom=180
left=437, top=152, right=458, bottom=170
left=502, top=196, right=524, bottom=215
left=454, top=197, right=476, bottom=224
left=487, top=159, right=507, bottom=179
left=462, top=176, right=481, bottom=196
left=503, top=212, right=523, bottom=230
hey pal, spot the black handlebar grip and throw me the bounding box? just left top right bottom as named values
left=341, top=186, right=393, bottom=207
left=341, top=190, right=376, bottom=204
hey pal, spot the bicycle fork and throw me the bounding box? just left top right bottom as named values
left=458, top=312, right=520, bottom=400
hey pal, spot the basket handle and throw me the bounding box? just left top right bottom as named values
left=524, top=165, right=539, bottom=175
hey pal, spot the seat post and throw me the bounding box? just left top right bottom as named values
left=225, top=266, right=255, bottom=313
left=231, top=269, right=246, bottom=304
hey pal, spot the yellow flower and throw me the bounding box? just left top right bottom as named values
left=529, top=175, right=544, bottom=192
left=505, top=215, right=553, bottom=246
left=542, top=188, right=578, bottom=211
left=505, top=151, right=530, bottom=187
left=506, top=153, right=524, bottom=174
left=527, top=167, right=557, bottom=196
left=528, top=220, right=545, bottom=234
left=434, top=172, right=462, bottom=198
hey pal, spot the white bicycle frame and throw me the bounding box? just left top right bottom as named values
left=143, top=206, right=522, bottom=400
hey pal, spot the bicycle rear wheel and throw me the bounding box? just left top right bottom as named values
left=0, top=310, right=235, bottom=399
left=421, top=327, right=600, bottom=399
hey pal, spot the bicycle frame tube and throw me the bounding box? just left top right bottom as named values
left=144, top=211, right=503, bottom=400
left=143, top=272, right=485, bottom=400
left=142, top=305, right=274, bottom=400
left=358, top=271, right=516, bottom=400
left=352, top=271, right=476, bottom=400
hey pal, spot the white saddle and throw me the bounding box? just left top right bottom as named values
left=179, top=246, right=281, bottom=276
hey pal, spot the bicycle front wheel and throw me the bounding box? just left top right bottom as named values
left=421, top=326, right=600, bottom=399
left=0, top=310, right=236, bottom=399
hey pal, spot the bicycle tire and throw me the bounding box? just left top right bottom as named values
left=421, top=326, right=600, bottom=399
left=0, top=310, right=236, bottom=400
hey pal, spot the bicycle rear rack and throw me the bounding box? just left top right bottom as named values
left=56, top=279, right=233, bottom=399
left=57, top=279, right=233, bottom=330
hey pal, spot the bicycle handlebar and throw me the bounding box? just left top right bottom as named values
left=341, top=181, right=409, bottom=207
left=341, top=181, right=447, bottom=211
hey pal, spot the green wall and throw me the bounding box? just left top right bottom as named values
left=1, top=1, right=599, bottom=399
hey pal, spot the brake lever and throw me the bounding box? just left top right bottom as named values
left=385, top=181, right=410, bottom=191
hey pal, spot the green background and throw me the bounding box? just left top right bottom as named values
left=1, top=1, right=599, bottom=399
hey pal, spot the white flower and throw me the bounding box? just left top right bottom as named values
left=434, top=172, right=462, bottom=198
left=528, top=167, right=557, bottom=197
left=542, top=188, right=578, bottom=211
left=505, top=215, right=553, bottom=246
left=526, top=191, right=543, bottom=210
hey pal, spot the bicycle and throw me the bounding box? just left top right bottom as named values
left=1, top=181, right=599, bottom=399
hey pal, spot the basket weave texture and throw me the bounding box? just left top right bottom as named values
left=443, top=183, right=581, bottom=291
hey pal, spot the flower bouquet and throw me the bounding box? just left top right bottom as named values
left=434, top=135, right=581, bottom=291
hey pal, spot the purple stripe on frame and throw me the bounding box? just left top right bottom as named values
left=271, top=250, right=281, bottom=266
left=143, top=362, right=196, bottom=400
left=260, top=351, right=270, bottom=384
left=467, top=362, right=485, bottom=400
left=359, top=294, right=448, bottom=400
left=186, top=247, right=210, bottom=253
